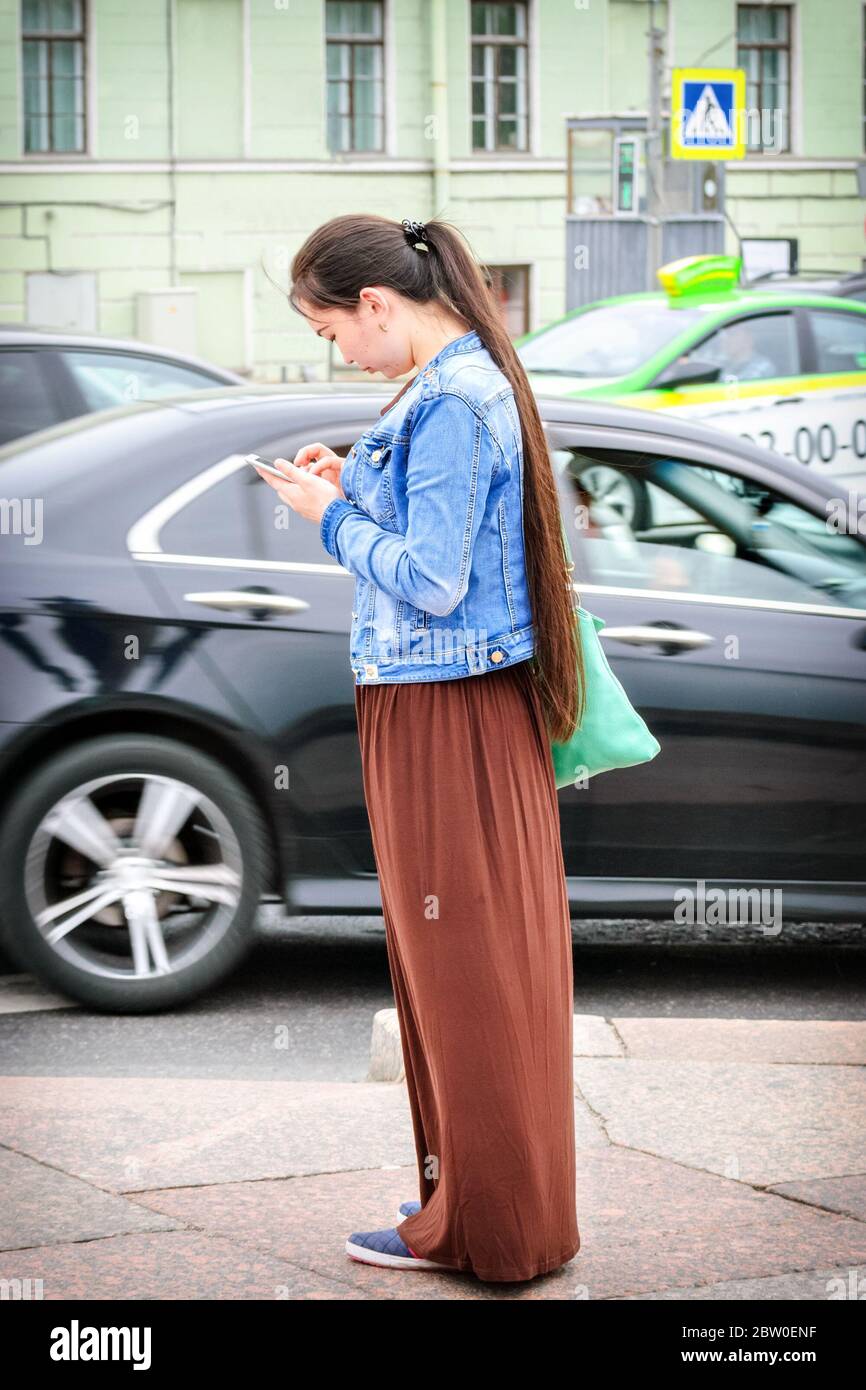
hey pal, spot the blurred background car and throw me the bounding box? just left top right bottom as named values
left=0, top=324, right=247, bottom=446
left=0, top=386, right=864, bottom=1013
left=743, top=269, right=866, bottom=303
left=516, top=254, right=866, bottom=523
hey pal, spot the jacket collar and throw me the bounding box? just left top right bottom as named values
left=378, top=330, right=482, bottom=416
left=421, top=328, right=482, bottom=369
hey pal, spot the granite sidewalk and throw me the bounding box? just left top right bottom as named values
left=1, top=1009, right=865, bottom=1301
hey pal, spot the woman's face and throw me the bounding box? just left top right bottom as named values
left=297, top=295, right=413, bottom=379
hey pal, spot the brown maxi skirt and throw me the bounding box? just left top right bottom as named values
left=354, top=657, right=581, bottom=1283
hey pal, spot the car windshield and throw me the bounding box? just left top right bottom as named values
left=516, top=301, right=705, bottom=377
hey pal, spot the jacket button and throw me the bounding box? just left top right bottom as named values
left=371, top=449, right=382, bottom=461
left=490, top=650, right=505, bottom=662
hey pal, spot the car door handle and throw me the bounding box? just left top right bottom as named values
left=600, top=625, right=715, bottom=649
left=183, top=590, right=310, bottom=614
left=773, top=395, right=804, bottom=405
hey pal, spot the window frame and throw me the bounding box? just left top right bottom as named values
left=22, top=0, right=89, bottom=156
left=736, top=2, right=793, bottom=155
left=324, top=0, right=386, bottom=156
left=470, top=0, right=530, bottom=155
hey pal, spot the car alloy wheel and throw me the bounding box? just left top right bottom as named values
left=0, top=736, right=267, bottom=1011
left=27, top=771, right=242, bottom=979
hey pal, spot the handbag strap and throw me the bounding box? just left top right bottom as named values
left=559, top=515, right=577, bottom=605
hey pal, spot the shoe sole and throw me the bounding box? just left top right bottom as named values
left=345, top=1238, right=452, bottom=1271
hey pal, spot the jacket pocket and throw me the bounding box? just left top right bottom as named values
left=393, top=598, right=431, bottom=660
left=353, top=437, right=397, bottom=525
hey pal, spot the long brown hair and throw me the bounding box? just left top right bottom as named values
left=287, top=213, right=582, bottom=742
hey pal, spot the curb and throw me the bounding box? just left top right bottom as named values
left=369, top=1009, right=866, bottom=1080
left=369, top=1009, right=621, bottom=1082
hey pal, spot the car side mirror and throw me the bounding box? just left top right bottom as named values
left=654, top=358, right=723, bottom=389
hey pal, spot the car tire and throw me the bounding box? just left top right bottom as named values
left=0, top=735, right=267, bottom=1013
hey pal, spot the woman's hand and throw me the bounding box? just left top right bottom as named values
left=254, top=442, right=345, bottom=523
left=296, top=442, right=345, bottom=496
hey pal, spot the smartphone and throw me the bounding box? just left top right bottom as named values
left=245, top=453, right=291, bottom=480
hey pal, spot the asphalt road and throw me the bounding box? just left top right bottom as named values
left=0, top=908, right=863, bottom=1082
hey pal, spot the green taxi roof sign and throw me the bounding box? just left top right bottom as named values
left=657, top=253, right=742, bottom=302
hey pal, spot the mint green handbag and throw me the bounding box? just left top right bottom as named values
left=549, top=524, right=661, bottom=789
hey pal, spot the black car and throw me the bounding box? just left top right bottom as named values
left=0, top=385, right=864, bottom=1012
left=0, top=324, right=247, bottom=446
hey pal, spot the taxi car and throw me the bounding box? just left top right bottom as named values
left=516, top=254, right=866, bottom=527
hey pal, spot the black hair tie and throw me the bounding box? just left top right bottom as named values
left=402, top=218, right=430, bottom=254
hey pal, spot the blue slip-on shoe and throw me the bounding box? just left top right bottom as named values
left=345, top=1226, right=453, bottom=1271
left=394, top=1199, right=422, bottom=1224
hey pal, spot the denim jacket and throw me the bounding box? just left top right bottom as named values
left=319, top=328, right=536, bottom=684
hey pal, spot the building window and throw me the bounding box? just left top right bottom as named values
left=471, top=2, right=529, bottom=153
left=736, top=4, right=791, bottom=154
left=485, top=265, right=530, bottom=336
left=22, top=0, right=87, bottom=154
left=326, top=0, right=384, bottom=154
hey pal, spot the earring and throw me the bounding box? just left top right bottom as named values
left=379, top=323, right=388, bottom=332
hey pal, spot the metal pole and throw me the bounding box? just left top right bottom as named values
left=646, top=1, right=664, bottom=289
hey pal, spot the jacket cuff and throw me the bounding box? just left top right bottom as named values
left=320, top=497, right=356, bottom=561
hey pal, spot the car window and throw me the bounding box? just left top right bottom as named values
left=807, top=310, right=866, bottom=373
left=157, top=458, right=329, bottom=564
left=0, top=351, right=63, bottom=444
left=515, top=301, right=705, bottom=377
left=556, top=447, right=866, bottom=611
left=63, top=351, right=224, bottom=409
left=678, top=313, right=799, bottom=383
left=253, top=431, right=361, bottom=564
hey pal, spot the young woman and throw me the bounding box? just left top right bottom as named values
left=255, top=214, right=585, bottom=1284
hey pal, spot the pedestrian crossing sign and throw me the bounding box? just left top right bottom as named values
left=670, top=68, right=746, bottom=160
